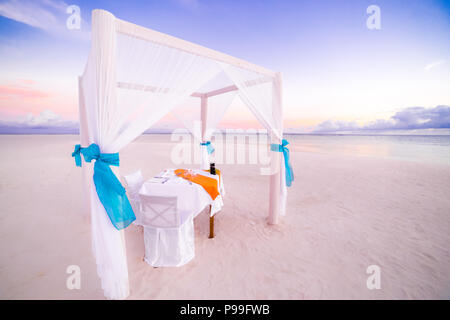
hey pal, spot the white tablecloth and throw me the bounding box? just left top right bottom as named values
left=139, top=169, right=225, bottom=217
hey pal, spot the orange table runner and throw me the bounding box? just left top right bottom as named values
left=174, top=169, right=221, bottom=200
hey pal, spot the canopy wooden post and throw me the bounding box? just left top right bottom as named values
left=268, top=150, right=281, bottom=225
left=268, top=73, right=283, bottom=225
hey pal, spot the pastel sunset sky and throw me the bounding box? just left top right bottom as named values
left=0, top=0, right=449, bottom=133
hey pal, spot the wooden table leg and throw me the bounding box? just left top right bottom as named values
left=209, top=216, right=214, bottom=238
left=209, top=205, right=214, bottom=239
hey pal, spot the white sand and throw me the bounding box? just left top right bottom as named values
left=1, top=134, right=449, bottom=299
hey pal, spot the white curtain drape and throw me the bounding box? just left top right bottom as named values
left=200, top=90, right=237, bottom=169
left=219, top=63, right=283, bottom=140
left=219, top=64, right=286, bottom=215
left=80, top=10, right=130, bottom=300
left=204, top=90, right=237, bottom=140
left=170, top=96, right=202, bottom=141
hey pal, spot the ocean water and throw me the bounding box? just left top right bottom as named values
left=285, top=134, right=450, bottom=165
left=144, top=133, right=450, bottom=165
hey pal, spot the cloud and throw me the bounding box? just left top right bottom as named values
left=0, top=0, right=89, bottom=40
left=0, top=0, right=59, bottom=30
left=24, top=109, right=61, bottom=125
left=314, top=105, right=450, bottom=133
left=0, top=109, right=78, bottom=133
left=314, top=120, right=360, bottom=133
left=424, top=59, right=447, bottom=71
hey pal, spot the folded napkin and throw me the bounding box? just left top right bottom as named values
left=174, top=169, right=221, bottom=200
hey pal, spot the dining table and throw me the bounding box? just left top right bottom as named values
left=138, top=168, right=225, bottom=238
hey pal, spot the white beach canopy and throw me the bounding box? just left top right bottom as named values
left=77, top=9, right=289, bottom=299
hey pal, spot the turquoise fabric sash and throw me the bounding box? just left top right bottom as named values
left=72, top=144, right=82, bottom=167
left=200, top=141, right=215, bottom=154
left=270, top=139, right=294, bottom=187
left=72, top=143, right=136, bottom=230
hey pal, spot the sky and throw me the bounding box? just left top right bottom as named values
left=0, top=0, right=449, bottom=133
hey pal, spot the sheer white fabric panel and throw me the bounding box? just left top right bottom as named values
left=112, top=32, right=225, bottom=149
left=202, top=90, right=237, bottom=169
left=80, top=10, right=130, bottom=300
left=219, top=63, right=286, bottom=216
left=171, top=96, right=202, bottom=141
left=219, top=63, right=282, bottom=141
left=205, top=90, right=237, bottom=140
left=196, top=70, right=235, bottom=93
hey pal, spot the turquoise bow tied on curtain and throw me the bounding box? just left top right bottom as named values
left=200, top=141, right=215, bottom=154
left=72, top=143, right=136, bottom=230
left=270, top=139, right=294, bottom=187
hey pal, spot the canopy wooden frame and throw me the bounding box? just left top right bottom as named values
left=77, top=9, right=284, bottom=300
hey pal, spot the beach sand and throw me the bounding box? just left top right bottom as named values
left=1, top=134, right=449, bottom=299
